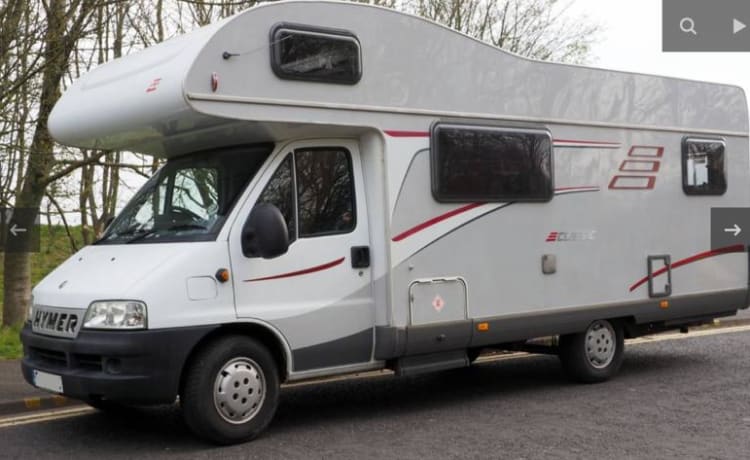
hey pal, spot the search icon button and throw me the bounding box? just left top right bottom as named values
left=680, top=17, right=697, bottom=35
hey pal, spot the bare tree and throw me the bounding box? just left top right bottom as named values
left=2, top=0, right=103, bottom=326
left=410, top=0, right=600, bottom=64
left=0, top=0, right=600, bottom=325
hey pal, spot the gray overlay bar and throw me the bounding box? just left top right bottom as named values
left=663, top=0, right=750, bottom=51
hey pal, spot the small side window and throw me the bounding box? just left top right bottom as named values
left=257, top=154, right=297, bottom=242
left=431, top=124, right=553, bottom=202
left=270, top=23, right=362, bottom=84
left=682, top=138, right=726, bottom=195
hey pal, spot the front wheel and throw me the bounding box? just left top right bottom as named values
left=559, top=319, right=624, bottom=383
left=181, top=335, right=280, bottom=444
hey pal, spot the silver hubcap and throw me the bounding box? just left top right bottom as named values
left=585, top=320, right=616, bottom=369
left=213, top=357, right=265, bottom=424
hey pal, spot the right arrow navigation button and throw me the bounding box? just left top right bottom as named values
left=712, top=208, right=750, bottom=250
left=733, top=18, right=746, bottom=34
left=724, top=224, right=742, bottom=236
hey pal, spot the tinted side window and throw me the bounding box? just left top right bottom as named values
left=295, top=148, right=355, bottom=236
left=431, top=124, right=553, bottom=202
left=271, top=24, right=361, bottom=84
left=257, top=155, right=297, bottom=242
left=682, top=138, right=726, bottom=195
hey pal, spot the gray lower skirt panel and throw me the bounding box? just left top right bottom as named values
left=375, top=289, right=747, bottom=359
left=473, top=288, right=747, bottom=347
left=292, top=328, right=373, bottom=372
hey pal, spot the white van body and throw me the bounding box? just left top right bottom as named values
left=22, top=0, right=749, bottom=443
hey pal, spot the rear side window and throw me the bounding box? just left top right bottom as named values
left=270, top=24, right=361, bottom=84
left=431, top=124, right=553, bottom=202
left=682, top=137, right=726, bottom=195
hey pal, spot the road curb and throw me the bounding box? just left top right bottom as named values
left=0, top=395, right=84, bottom=418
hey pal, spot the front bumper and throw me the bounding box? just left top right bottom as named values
left=21, top=323, right=217, bottom=404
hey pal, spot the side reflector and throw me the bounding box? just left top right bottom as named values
left=659, top=300, right=669, bottom=309
left=477, top=322, right=489, bottom=332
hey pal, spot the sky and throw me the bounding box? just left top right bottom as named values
left=571, top=0, right=749, bottom=91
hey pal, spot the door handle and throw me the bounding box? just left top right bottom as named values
left=351, top=246, right=370, bottom=268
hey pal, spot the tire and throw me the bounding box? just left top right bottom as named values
left=559, top=319, right=624, bottom=383
left=181, top=335, right=280, bottom=444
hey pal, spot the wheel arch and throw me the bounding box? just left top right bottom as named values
left=610, top=315, right=637, bottom=338
left=179, top=320, right=293, bottom=396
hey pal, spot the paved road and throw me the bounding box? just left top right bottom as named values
left=1, top=329, right=749, bottom=460
left=722, top=306, right=750, bottom=324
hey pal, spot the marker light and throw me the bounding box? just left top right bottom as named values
left=215, top=268, right=230, bottom=283
left=659, top=300, right=669, bottom=309
left=477, top=322, right=489, bottom=332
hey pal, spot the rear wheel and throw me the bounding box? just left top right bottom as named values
left=559, top=319, right=624, bottom=383
left=181, top=335, right=279, bottom=444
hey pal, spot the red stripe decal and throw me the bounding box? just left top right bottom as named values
left=553, top=139, right=620, bottom=145
left=392, top=202, right=482, bottom=242
left=608, top=175, right=656, bottom=190
left=619, top=160, right=660, bottom=173
left=244, top=257, right=345, bottom=282
left=628, top=145, right=664, bottom=158
left=384, top=130, right=429, bottom=137
left=393, top=186, right=599, bottom=243
left=628, top=245, right=745, bottom=292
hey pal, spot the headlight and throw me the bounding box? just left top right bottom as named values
left=83, top=301, right=147, bottom=330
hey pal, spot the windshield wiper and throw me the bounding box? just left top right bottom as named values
left=166, top=224, right=207, bottom=231
left=125, top=229, right=159, bottom=244
left=124, top=224, right=207, bottom=244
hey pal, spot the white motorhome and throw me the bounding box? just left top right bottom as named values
left=21, top=0, right=749, bottom=444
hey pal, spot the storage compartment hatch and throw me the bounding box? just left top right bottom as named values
left=409, top=277, right=467, bottom=326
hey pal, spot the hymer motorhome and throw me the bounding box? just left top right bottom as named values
left=21, top=0, right=749, bottom=444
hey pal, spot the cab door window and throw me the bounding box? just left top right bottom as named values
left=257, top=154, right=297, bottom=242
left=254, top=147, right=355, bottom=246
left=295, top=148, right=355, bottom=236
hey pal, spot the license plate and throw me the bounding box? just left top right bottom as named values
left=33, top=370, right=63, bottom=393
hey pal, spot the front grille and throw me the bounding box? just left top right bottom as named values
left=29, top=346, right=68, bottom=369
left=31, top=305, right=85, bottom=339
left=74, top=353, right=103, bottom=371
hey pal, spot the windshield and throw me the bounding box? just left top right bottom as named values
left=98, top=145, right=271, bottom=244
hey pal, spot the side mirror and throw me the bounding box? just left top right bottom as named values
left=241, top=203, right=289, bottom=259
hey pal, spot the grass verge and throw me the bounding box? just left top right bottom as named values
left=0, top=225, right=84, bottom=359
left=0, top=325, right=23, bottom=360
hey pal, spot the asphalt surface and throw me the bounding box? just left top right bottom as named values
left=0, top=328, right=748, bottom=459
left=0, top=359, right=47, bottom=404
left=719, top=305, right=750, bottom=324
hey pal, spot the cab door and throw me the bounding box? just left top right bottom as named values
left=229, top=140, right=374, bottom=373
